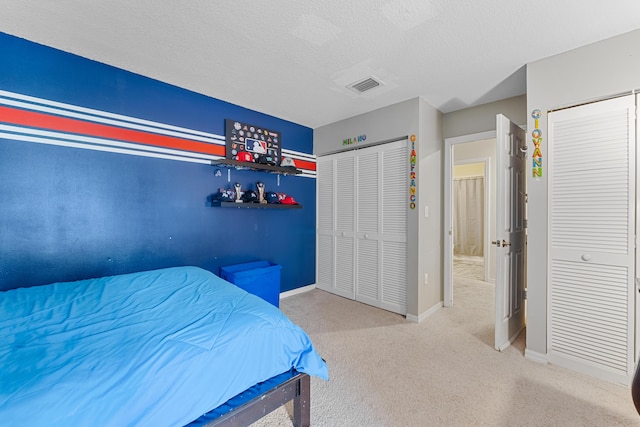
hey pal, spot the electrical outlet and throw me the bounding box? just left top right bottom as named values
left=424, top=273, right=429, bottom=285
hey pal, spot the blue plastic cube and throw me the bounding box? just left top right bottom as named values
left=220, top=261, right=281, bottom=307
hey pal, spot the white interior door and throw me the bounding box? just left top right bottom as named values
left=548, top=95, right=635, bottom=385
left=494, top=114, right=526, bottom=351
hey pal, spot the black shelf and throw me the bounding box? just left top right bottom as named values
left=212, top=201, right=302, bottom=209
left=211, top=159, right=302, bottom=175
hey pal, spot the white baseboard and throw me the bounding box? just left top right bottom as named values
left=524, top=348, right=548, bottom=364
left=406, top=301, right=443, bottom=323
left=549, top=353, right=631, bottom=386
left=280, top=283, right=316, bottom=299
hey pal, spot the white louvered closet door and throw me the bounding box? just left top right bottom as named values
left=316, top=156, right=334, bottom=293
left=379, top=141, right=408, bottom=314
left=333, top=151, right=356, bottom=299
left=548, top=95, right=636, bottom=385
left=316, top=139, right=407, bottom=315
left=356, top=149, right=380, bottom=305
left=354, top=140, right=407, bottom=314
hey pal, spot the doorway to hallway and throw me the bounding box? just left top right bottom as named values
left=444, top=115, right=527, bottom=352
left=453, top=160, right=489, bottom=283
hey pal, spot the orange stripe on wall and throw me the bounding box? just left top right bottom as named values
left=292, top=159, right=316, bottom=171
left=0, top=106, right=226, bottom=156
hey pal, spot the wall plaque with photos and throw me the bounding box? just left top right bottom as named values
left=225, top=119, right=282, bottom=166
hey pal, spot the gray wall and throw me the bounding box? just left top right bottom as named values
left=418, top=97, right=444, bottom=316
left=312, top=27, right=640, bottom=352
left=314, top=98, right=417, bottom=156
left=526, top=28, right=640, bottom=357
left=443, top=95, right=527, bottom=139
left=314, top=97, right=443, bottom=319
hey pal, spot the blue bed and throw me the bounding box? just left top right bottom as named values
left=0, top=266, right=328, bottom=426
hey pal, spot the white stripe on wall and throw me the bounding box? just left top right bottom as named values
left=0, top=131, right=214, bottom=164
left=0, top=90, right=225, bottom=143
left=0, top=124, right=223, bottom=161
left=0, top=90, right=316, bottom=176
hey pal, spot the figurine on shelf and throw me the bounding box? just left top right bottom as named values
left=256, top=182, right=267, bottom=204
left=234, top=183, right=243, bottom=203
left=214, top=188, right=233, bottom=202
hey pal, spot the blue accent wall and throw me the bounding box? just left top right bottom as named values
left=0, top=32, right=315, bottom=292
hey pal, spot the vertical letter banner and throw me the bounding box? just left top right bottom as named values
left=409, top=135, right=417, bottom=209
left=531, top=109, right=543, bottom=179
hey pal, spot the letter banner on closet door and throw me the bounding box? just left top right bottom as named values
left=409, top=134, right=417, bottom=209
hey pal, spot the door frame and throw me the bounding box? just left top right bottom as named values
left=636, top=93, right=640, bottom=367
left=444, top=130, right=495, bottom=307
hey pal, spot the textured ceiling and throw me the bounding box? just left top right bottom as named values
left=2, top=1, right=640, bottom=128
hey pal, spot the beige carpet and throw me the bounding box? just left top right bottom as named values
left=453, top=255, right=485, bottom=281
left=251, top=276, right=639, bottom=426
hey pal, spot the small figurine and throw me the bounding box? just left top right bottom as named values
left=256, top=182, right=267, bottom=204
left=234, top=183, right=243, bottom=203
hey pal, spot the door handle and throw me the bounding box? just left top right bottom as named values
left=502, top=240, right=511, bottom=247
left=491, top=240, right=502, bottom=247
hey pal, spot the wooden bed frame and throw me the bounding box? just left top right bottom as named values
left=200, top=372, right=310, bottom=427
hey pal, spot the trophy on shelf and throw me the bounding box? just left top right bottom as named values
left=234, top=183, right=243, bottom=203
left=256, top=182, right=267, bottom=204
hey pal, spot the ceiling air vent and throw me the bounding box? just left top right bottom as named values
left=347, top=76, right=383, bottom=94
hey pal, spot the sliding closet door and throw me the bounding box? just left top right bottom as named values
left=548, top=95, right=636, bottom=385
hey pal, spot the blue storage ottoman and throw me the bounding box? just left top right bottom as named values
left=220, top=261, right=281, bottom=307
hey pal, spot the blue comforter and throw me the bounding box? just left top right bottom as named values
left=0, top=266, right=328, bottom=426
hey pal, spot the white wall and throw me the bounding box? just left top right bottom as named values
left=526, top=28, right=640, bottom=357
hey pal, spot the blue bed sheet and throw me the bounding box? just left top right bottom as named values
left=0, top=266, right=328, bottom=427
